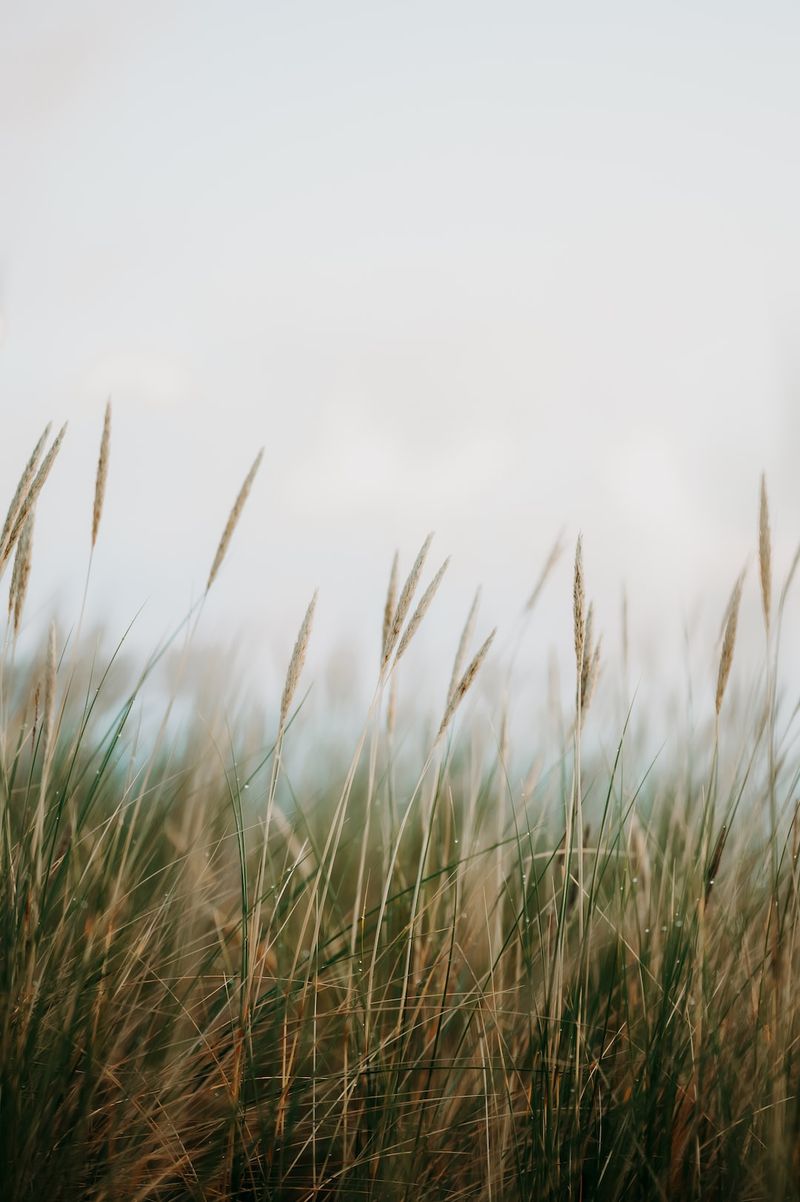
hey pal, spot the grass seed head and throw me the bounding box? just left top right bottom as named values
left=4, top=424, right=67, bottom=566
left=381, top=550, right=399, bottom=662
left=716, top=572, right=744, bottom=715
left=92, top=400, right=112, bottom=548
left=437, top=627, right=496, bottom=741
left=382, top=532, right=433, bottom=668
left=9, top=509, right=35, bottom=635
left=524, top=531, right=564, bottom=613
left=447, top=586, right=481, bottom=705
left=207, top=448, right=263, bottom=591
left=0, top=423, right=50, bottom=557
left=279, top=590, right=317, bottom=730
left=573, top=535, right=585, bottom=674
left=394, top=556, right=450, bottom=664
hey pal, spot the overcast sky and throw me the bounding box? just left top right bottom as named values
left=2, top=1, right=800, bottom=715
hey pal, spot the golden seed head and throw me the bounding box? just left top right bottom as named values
left=381, top=550, right=399, bottom=662
left=382, top=532, right=433, bottom=668
left=0, top=423, right=65, bottom=574
left=279, top=590, right=317, bottom=731
left=393, top=557, right=449, bottom=665
left=207, top=448, right=264, bottom=591
left=573, top=535, right=585, bottom=674
left=0, top=423, right=50, bottom=557
left=447, top=586, right=481, bottom=705
left=9, top=509, right=35, bottom=635
left=92, top=400, right=112, bottom=548
left=437, top=627, right=496, bottom=741
left=716, top=573, right=744, bottom=715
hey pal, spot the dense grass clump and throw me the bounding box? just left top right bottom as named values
left=1, top=424, right=799, bottom=1200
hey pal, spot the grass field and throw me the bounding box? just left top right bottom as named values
left=2, top=413, right=799, bottom=1200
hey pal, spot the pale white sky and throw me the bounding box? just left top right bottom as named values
left=2, top=1, right=800, bottom=715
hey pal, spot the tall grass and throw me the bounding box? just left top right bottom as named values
left=1, top=421, right=799, bottom=1200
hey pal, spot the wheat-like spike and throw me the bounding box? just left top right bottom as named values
left=580, top=602, right=594, bottom=706
left=10, top=510, right=35, bottom=635
left=716, top=573, right=744, bottom=715
left=447, top=587, right=482, bottom=705
left=393, top=557, right=450, bottom=664
left=759, top=473, right=771, bottom=632
left=382, top=532, right=433, bottom=667
left=581, top=634, right=602, bottom=716
left=573, top=535, right=585, bottom=674
left=437, top=628, right=496, bottom=740
left=381, top=551, right=399, bottom=661
left=92, top=400, right=112, bottom=548
left=2, top=424, right=67, bottom=573
left=524, top=531, right=565, bottom=612
left=0, top=423, right=51, bottom=562
left=206, top=448, right=264, bottom=591
left=279, top=590, right=317, bottom=731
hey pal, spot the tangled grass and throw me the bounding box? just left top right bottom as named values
left=1, top=423, right=799, bottom=1200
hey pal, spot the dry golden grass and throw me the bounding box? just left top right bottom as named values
left=1, top=429, right=799, bottom=1202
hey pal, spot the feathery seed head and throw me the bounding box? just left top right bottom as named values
left=447, top=586, right=481, bottom=705
left=382, top=532, right=433, bottom=668
left=0, top=423, right=51, bottom=556
left=437, top=627, right=496, bottom=741
left=207, top=448, right=264, bottom=591
left=9, top=510, right=35, bottom=635
left=92, top=400, right=112, bottom=548
left=393, top=556, right=450, bottom=665
left=279, top=590, right=317, bottom=731
left=382, top=550, right=399, bottom=661
left=716, top=573, right=744, bottom=715
left=573, top=535, right=585, bottom=672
